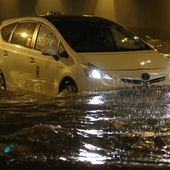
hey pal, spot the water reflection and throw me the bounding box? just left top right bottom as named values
left=87, top=95, right=105, bottom=105
left=78, top=147, right=108, bottom=165
left=1, top=86, right=170, bottom=169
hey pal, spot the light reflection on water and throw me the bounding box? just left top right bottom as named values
left=87, top=95, right=105, bottom=105
left=0, top=86, right=170, bottom=169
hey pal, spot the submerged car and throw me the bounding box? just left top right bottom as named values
left=0, top=14, right=169, bottom=96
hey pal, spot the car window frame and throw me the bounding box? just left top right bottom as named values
left=1, top=22, right=18, bottom=43
left=33, top=23, right=59, bottom=52
left=9, top=21, right=38, bottom=49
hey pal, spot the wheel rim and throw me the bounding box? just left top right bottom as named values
left=63, top=85, right=78, bottom=95
left=0, top=74, right=6, bottom=90
left=59, top=83, right=78, bottom=96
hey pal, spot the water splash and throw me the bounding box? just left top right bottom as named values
left=0, top=86, right=170, bottom=169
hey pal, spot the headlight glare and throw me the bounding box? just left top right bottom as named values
left=89, top=69, right=102, bottom=79
left=82, top=63, right=113, bottom=80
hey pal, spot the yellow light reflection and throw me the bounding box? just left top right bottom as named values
left=87, top=95, right=104, bottom=105
left=78, top=129, right=104, bottom=137
left=122, top=38, right=128, bottom=43
left=134, top=36, right=139, bottom=40
left=84, top=143, right=101, bottom=151
left=85, top=115, right=111, bottom=121
left=21, top=32, right=27, bottom=38
left=78, top=149, right=108, bottom=165
left=140, top=60, right=151, bottom=66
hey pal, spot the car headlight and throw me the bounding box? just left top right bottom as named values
left=82, top=63, right=113, bottom=80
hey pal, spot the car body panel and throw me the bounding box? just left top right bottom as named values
left=27, top=49, right=58, bottom=96
left=0, top=15, right=169, bottom=96
left=0, top=43, right=29, bottom=91
left=79, top=50, right=169, bottom=70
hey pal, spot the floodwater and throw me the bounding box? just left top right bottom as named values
left=1, top=85, right=170, bottom=170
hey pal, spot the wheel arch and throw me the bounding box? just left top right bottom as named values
left=59, top=76, right=78, bottom=93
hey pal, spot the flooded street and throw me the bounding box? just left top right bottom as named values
left=1, top=85, right=170, bottom=169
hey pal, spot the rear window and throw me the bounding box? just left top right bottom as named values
left=11, top=22, right=37, bottom=47
left=1, top=23, right=17, bottom=42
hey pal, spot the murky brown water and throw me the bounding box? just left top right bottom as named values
left=0, top=85, right=170, bottom=170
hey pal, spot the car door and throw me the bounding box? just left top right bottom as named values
left=27, top=24, right=60, bottom=96
left=1, top=21, right=37, bottom=90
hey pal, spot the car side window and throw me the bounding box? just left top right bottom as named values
left=35, top=25, right=58, bottom=51
left=11, top=22, right=37, bottom=48
left=1, top=23, right=17, bottom=42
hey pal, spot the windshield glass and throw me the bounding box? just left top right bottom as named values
left=50, top=18, right=152, bottom=52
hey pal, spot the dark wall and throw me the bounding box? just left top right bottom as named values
left=0, top=0, right=38, bottom=20
left=73, top=0, right=170, bottom=39
left=0, top=0, right=169, bottom=39
left=114, top=0, right=170, bottom=39
left=0, top=0, right=73, bottom=20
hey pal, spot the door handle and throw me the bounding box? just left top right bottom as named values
left=3, top=50, right=8, bottom=56
left=29, top=57, right=35, bottom=64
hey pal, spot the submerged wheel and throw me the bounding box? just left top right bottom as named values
left=0, top=72, right=6, bottom=90
left=59, top=80, right=78, bottom=96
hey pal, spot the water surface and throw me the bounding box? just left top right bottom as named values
left=0, top=85, right=170, bottom=170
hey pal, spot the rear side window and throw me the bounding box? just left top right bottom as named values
left=1, top=23, right=17, bottom=42
left=11, top=22, right=37, bottom=47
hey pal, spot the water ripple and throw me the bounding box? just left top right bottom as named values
left=0, top=86, right=170, bottom=169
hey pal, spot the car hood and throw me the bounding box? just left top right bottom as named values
left=78, top=50, right=169, bottom=70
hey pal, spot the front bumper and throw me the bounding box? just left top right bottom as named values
left=76, top=73, right=170, bottom=92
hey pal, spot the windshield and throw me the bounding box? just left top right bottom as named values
left=50, top=18, right=152, bottom=52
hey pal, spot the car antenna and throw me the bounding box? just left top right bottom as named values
left=32, top=8, right=37, bottom=16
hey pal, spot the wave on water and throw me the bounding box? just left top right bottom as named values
left=0, top=86, right=170, bottom=169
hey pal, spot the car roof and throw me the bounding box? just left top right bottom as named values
left=0, top=14, right=116, bottom=28
left=42, top=14, right=115, bottom=27
left=0, top=16, right=45, bottom=26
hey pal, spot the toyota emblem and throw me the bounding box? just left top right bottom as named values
left=141, top=73, right=150, bottom=80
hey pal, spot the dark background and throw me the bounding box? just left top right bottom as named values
left=0, top=0, right=169, bottom=39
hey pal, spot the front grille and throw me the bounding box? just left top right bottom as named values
left=121, top=76, right=165, bottom=85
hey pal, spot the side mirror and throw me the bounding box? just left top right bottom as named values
left=42, top=45, right=57, bottom=56
left=60, top=51, right=69, bottom=58
left=42, top=45, right=69, bottom=60
left=42, top=45, right=59, bottom=61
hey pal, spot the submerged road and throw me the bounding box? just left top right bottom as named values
left=0, top=85, right=170, bottom=169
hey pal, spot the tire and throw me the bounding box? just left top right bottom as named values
left=0, top=72, right=6, bottom=90
left=59, top=80, right=78, bottom=96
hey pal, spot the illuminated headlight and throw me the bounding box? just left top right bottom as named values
left=82, top=63, right=113, bottom=80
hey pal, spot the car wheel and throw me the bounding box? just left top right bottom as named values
left=59, top=81, right=78, bottom=96
left=0, top=72, right=6, bottom=90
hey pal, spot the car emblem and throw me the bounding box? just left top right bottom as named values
left=141, top=73, right=150, bottom=80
